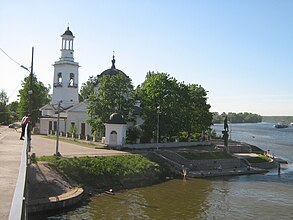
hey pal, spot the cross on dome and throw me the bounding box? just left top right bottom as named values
left=111, top=51, right=116, bottom=69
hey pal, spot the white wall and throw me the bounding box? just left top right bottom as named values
left=52, top=62, right=79, bottom=108
left=104, top=123, right=127, bottom=146
left=66, top=111, right=92, bottom=136
left=39, top=118, right=49, bottom=135
left=39, top=118, right=66, bottom=135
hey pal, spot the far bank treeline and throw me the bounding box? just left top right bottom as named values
left=213, top=112, right=262, bottom=124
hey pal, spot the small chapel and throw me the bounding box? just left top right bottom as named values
left=39, top=27, right=139, bottom=146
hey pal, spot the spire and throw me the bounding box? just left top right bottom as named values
left=62, top=26, right=73, bottom=36
left=111, top=51, right=116, bottom=69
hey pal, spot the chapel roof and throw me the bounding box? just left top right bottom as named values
left=107, top=113, right=126, bottom=124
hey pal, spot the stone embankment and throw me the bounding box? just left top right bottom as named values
left=152, top=139, right=278, bottom=178
left=28, top=162, right=84, bottom=213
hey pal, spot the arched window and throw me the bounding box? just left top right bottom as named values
left=54, top=72, right=63, bottom=87
left=58, top=72, right=62, bottom=84
left=69, top=73, right=74, bottom=87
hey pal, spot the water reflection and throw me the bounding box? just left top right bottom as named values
left=60, top=179, right=212, bottom=220
left=201, top=177, right=293, bottom=220
left=49, top=173, right=293, bottom=220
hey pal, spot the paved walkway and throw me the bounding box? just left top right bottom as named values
left=31, top=135, right=128, bottom=157
left=0, top=127, right=23, bottom=220
left=0, top=126, right=127, bottom=220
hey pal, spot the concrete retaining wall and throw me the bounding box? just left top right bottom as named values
left=156, top=150, right=244, bottom=171
left=28, top=187, right=84, bottom=213
left=188, top=158, right=243, bottom=171
left=121, top=141, right=211, bottom=149
left=250, top=161, right=278, bottom=169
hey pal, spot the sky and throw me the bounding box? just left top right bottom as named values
left=1, top=0, right=293, bottom=116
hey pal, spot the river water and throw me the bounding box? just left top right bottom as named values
left=49, top=123, right=293, bottom=220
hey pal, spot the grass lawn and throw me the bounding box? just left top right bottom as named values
left=246, top=155, right=271, bottom=163
left=44, top=135, right=106, bottom=149
left=37, top=154, right=161, bottom=179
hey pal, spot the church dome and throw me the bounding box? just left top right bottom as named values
left=107, top=113, right=126, bottom=124
left=62, top=27, right=73, bottom=36
left=99, top=55, right=127, bottom=78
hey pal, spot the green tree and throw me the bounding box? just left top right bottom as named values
left=18, top=73, right=50, bottom=125
left=139, top=72, right=213, bottom=142
left=213, top=112, right=262, bottom=124
left=7, top=101, right=19, bottom=123
left=212, top=112, right=222, bottom=124
left=184, top=84, right=213, bottom=136
left=139, top=72, right=186, bottom=141
left=79, top=76, right=98, bottom=102
left=0, top=89, right=9, bottom=124
left=87, top=73, right=134, bottom=136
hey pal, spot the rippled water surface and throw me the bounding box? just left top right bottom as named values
left=48, top=123, right=293, bottom=220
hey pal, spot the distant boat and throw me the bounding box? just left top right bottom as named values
left=274, top=121, right=288, bottom=128
left=290, top=122, right=293, bottom=126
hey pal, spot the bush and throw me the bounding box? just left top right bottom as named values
left=126, top=126, right=142, bottom=143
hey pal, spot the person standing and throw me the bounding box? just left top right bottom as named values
left=20, top=114, right=31, bottom=140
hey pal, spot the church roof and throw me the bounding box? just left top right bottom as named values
left=99, top=55, right=127, bottom=78
left=66, top=101, right=88, bottom=112
left=62, top=27, right=73, bottom=36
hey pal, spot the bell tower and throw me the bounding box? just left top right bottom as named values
left=52, top=26, right=79, bottom=108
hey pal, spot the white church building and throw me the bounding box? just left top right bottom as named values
left=39, top=27, right=142, bottom=145
left=39, top=27, right=92, bottom=138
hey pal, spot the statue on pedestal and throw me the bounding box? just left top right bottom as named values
left=222, top=116, right=229, bottom=148
left=224, top=116, right=229, bottom=132
left=222, top=130, right=229, bottom=147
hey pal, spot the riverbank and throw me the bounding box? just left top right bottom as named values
left=28, top=162, right=84, bottom=214
left=28, top=154, right=166, bottom=217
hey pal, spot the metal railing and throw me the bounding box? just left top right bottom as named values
left=8, top=124, right=30, bottom=220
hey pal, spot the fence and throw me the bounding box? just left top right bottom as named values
left=8, top=124, right=30, bottom=220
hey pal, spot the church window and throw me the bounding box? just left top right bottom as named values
left=58, top=73, right=62, bottom=84
left=69, top=73, right=76, bottom=87
left=54, top=72, right=63, bottom=87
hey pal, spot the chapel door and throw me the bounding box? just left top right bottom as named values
left=110, top=131, right=117, bottom=145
